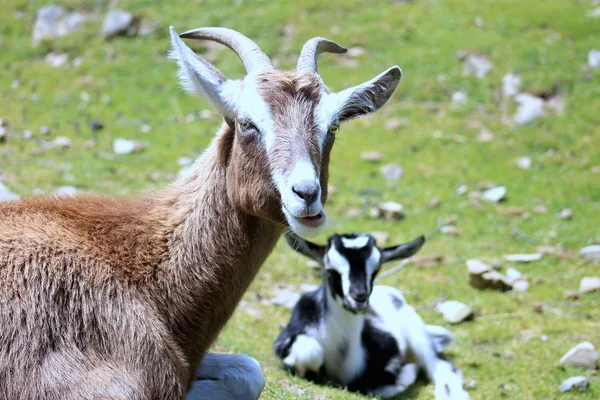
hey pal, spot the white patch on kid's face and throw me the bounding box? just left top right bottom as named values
left=340, top=235, right=370, bottom=249
left=325, top=244, right=351, bottom=297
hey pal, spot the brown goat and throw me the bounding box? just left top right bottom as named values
left=0, top=27, right=402, bottom=400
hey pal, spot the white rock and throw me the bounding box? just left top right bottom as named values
left=589, top=49, right=600, bottom=69
left=377, top=201, right=404, bottom=220
left=559, top=342, right=598, bottom=369
left=464, top=54, right=493, bottom=78
left=503, top=253, right=542, bottom=262
left=451, top=91, right=468, bottom=105
left=102, top=9, right=135, bottom=39
left=482, top=186, right=506, bottom=203
left=361, top=151, right=384, bottom=162
left=587, top=8, right=600, bottom=18
left=32, top=6, right=87, bottom=44
left=467, top=259, right=492, bottom=275
left=56, top=186, right=77, bottom=197
left=516, top=156, right=531, bottom=170
left=436, top=301, right=473, bottom=323
left=44, top=52, right=68, bottom=68
left=559, top=208, right=573, bottom=220
left=502, top=73, right=522, bottom=97
left=270, top=289, right=301, bottom=309
left=559, top=376, right=589, bottom=392
left=0, top=182, right=19, bottom=202
left=40, top=126, right=50, bottom=135
left=512, top=280, right=529, bottom=292
left=22, top=130, right=32, bottom=140
left=52, top=136, right=72, bottom=148
left=380, top=164, right=403, bottom=181
left=514, top=93, right=545, bottom=125
left=347, top=47, right=366, bottom=57
left=113, top=138, right=145, bottom=154
left=579, top=277, right=600, bottom=293
left=456, top=184, right=468, bottom=196
left=506, top=267, right=522, bottom=281
left=580, top=245, right=600, bottom=261
left=0, top=127, right=6, bottom=141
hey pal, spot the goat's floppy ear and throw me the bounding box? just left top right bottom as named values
left=331, top=66, right=402, bottom=121
left=380, top=235, right=425, bottom=263
left=169, top=27, right=240, bottom=126
left=284, top=232, right=326, bottom=262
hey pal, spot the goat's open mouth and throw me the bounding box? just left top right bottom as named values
left=297, top=212, right=325, bottom=227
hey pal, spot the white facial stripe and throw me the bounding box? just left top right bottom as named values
left=365, top=247, right=381, bottom=292
left=237, top=74, right=275, bottom=152
left=341, top=236, right=370, bottom=249
left=314, top=93, right=339, bottom=150
left=326, top=245, right=351, bottom=296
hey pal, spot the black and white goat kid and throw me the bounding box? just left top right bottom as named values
left=274, top=233, right=469, bottom=399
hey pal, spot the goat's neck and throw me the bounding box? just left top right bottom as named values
left=155, top=126, right=284, bottom=370
left=323, top=284, right=365, bottom=337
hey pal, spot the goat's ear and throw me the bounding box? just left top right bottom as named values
left=380, top=235, right=425, bottom=263
left=332, top=66, right=402, bottom=121
left=169, top=26, right=240, bottom=126
left=284, top=232, right=326, bottom=262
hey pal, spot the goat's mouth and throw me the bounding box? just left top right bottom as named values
left=297, top=212, right=325, bottom=228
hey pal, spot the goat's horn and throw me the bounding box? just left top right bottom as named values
left=179, top=27, right=274, bottom=74
left=297, top=37, right=347, bottom=74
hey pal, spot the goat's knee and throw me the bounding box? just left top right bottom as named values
left=282, top=335, right=324, bottom=379
left=188, top=353, right=264, bottom=400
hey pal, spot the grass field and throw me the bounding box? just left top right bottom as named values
left=1, top=0, right=599, bottom=398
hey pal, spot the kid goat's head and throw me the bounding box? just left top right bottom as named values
left=170, top=27, right=401, bottom=237
left=285, top=232, right=425, bottom=313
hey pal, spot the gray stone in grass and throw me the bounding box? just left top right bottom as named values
left=559, top=376, right=589, bottom=392
left=380, top=164, right=403, bottom=181
left=436, top=300, right=473, bottom=324
left=579, top=277, right=600, bottom=293
left=580, top=245, right=600, bottom=261
left=102, top=9, right=135, bottom=39
left=559, top=342, right=598, bottom=370
left=482, top=186, right=506, bottom=203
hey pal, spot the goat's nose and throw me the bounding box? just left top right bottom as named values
left=292, top=181, right=319, bottom=205
left=352, top=292, right=368, bottom=303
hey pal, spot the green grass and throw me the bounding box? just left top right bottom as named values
left=1, top=0, right=599, bottom=398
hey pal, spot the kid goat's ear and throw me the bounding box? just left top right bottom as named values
left=284, top=232, right=326, bottom=262
left=380, top=235, right=425, bottom=263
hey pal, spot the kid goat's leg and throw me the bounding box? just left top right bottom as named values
left=186, top=353, right=265, bottom=400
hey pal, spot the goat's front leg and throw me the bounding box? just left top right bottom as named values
left=281, top=334, right=324, bottom=381
left=371, top=363, right=419, bottom=399
left=186, top=353, right=265, bottom=400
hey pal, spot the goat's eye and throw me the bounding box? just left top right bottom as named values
left=238, top=119, right=259, bottom=135
left=328, top=125, right=339, bottom=135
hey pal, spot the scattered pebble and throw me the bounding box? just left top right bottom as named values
left=89, top=120, right=104, bottom=132
left=380, top=164, right=403, bottom=181
left=506, top=267, right=522, bottom=281
left=0, top=182, right=19, bottom=202
left=514, top=93, right=544, bottom=125
left=0, top=127, right=6, bottom=142
left=580, top=245, right=600, bottom=261
left=533, top=205, right=548, bottom=214
left=56, top=186, right=77, bottom=197
left=113, top=138, right=146, bottom=155
left=360, top=151, right=383, bottom=162
left=456, top=185, right=468, bottom=196
left=463, top=54, right=493, bottom=78
left=451, top=91, right=468, bottom=105
left=559, top=376, right=589, bottom=393
left=52, top=136, right=72, bottom=149
left=503, top=253, right=542, bottom=262
left=559, top=208, right=573, bottom=220
left=40, top=126, right=50, bottom=135
left=579, top=277, right=600, bottom=293
left=589, top=49, right=600, bottom=69
left=436, top=300, right=473, bottom=323
left=498, top=206, right=526, bottom=216
left=502, top=73, right=521, bottom=97
left=564, top=291, right=581, bottom=301
left=140, top=124, right=151, bottom=134
left=370, top=231, right=389, bottom=246
left=347, top=46, right=366, bottom=58
left=32, top=5, right=88, bottom=44
left=559, top=342, right=598, bottom=370
left=345, top=208, right=362, bottom=218
left=588, top=8, right=600, bottom=18
left=44, top=52, right=69, bottom=67
left=270, top=289, right=301, bottom=309
left=482, top=186, right=506, bottom=203
left=384, top=118, right=407, bottom=131
left=22, top=130, right=32, bottom=140
left=516, top=156, right=531, bottom=170
left=512, top=280, right=529, bottom=292
left=429, top=197, right=441, bottom=208
left=377, top=201, right=404, bottom=220
left=102, top=9, right=136, bottom=39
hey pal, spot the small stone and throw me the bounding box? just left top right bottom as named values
left=436, top=301, right=473, bottom=323
left=498, top=206, right=526, bottom=216
left=0, top=127, right=6, bottom=142
left=56, top=186, right=77, bottom=197
left=588, top=8, right=600, bottom=18
left=89, top=120, right=104, bottom=131
left=377, top=201, right=404, bottom=220
left=514, top=93, right=544, bottom=125
left=380, top=164, right=403, bottom=181
left=559, top=208, right=573, bottom=220
left=411, top=254, right=443, bottom=268
left=516, top=156, right=531, bottom=170
left=506, top=267, right=522, bottom=281
left=559, top=342, right=598, bottom=369
left=113, top=138, right=146, bottom=154
left=360, top=151, right=383, bottom=162
left=384, top=118, right=407, bottom=131
left=370, top=231, right=389, bottom=246
left=40, top=126, right=50, bottom=135
left=345, top=208, right=362, bottom=218
left=347, top=46, right=366, bottom=58
left=22, top=130, right=32, bottom=140
left=580, top=245, right=600, bottom=261
left=481, top=271, right=514, bottom=291
left=482, top=186, right=506, bottom=203
left=474, top=16, right=484, bottom=26
left=44, top=52, right=68, bottom=67
left=456, top=185, right=468, bottom=196
left=270, top=289, right=301, bottom=309
left=565, top=291, right=581, bottom=300
left=429, top=197, right=441, bottom=208
left=102, top=9, right=136, bottom=39
left=52, top=136, right=72, bottom=149
left=467, top=259, right=492, bottom=275
left=579, top=277, right=600, bottom=293
left=463, top=54, right=493, bottom=78
left=32, top=6, right=87, bottom=44
left=369, top=208, right=382, bottom=218
left=440, top=225, right=459, bottom=235
left=512, top=280, right=529, bottom=292
left=140, top=124, right=151, bottom=133
left=451, top=91, right=468, bottom=105
left=502, top=73, right=521, bottom=97
left=589, top=49, right=600, bottom=69
left=0, top=182, right=19, bottom=202
left=503, top=253, right=542, bottom=262
left=476, top=129, right=494, bottom=142
left=533, top=205, right=547, bottom=214
left=559, top=376, right=589, bottom=393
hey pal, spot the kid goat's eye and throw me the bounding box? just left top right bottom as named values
left=328, top=125, right=339, bottom=135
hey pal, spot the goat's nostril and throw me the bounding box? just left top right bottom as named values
left=292, top=182, right=319, bottom=205
left=353, top=293, right=368, bottom=303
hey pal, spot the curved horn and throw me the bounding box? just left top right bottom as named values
left=297, top=37, right=347, bottom=74
left=179, top=27, right=274, bottom=74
